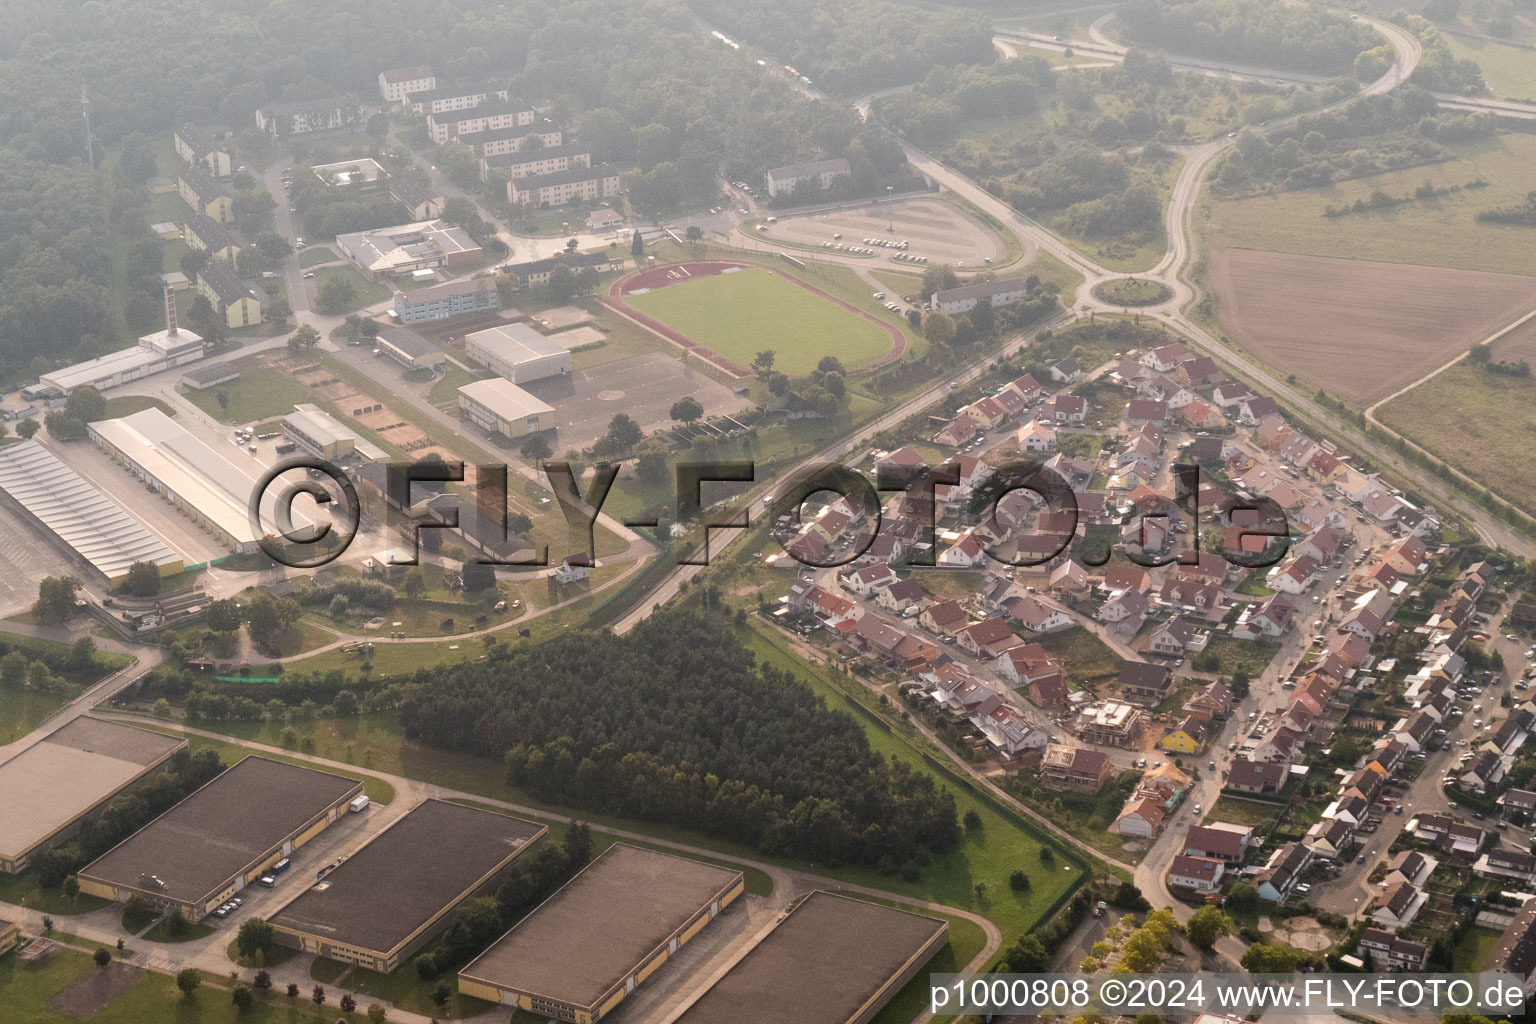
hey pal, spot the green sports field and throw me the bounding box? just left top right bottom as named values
left=625, top=267, right=893, bottom=376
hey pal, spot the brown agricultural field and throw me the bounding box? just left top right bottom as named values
left=1208, top=248, right=1536, bottom=405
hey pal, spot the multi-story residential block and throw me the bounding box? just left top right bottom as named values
left=178, top=166, right=232, bottom=223
left=428, top=100, right=542, bottom=144
left=173, top=123, right=233, bottom=178
left=932, top=279, right=1029, bottom=316
left=404, top=81, right=509, bottom=115
left=255, top=98, right=361, bottom=138
left=506, top=163, right=622, bottom=207
left=455, top=126, right=564, bottom=159
left=763, top=157, right=850, bottom=198
left=481, top=144, right=590, bottom=182
left=196, top=261, right=263, bottom=329
left=392, top=278, right=498, bottom=326
left=378, top=65, right=436, bottom=103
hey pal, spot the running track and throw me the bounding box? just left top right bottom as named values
left=602, top=260, right=906, bottom=378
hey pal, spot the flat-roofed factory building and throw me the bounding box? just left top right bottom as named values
left=0, top=440, right=184, bottom=586
left=77, top=756, right=362, bottom=918
left=673, top=891, right=948, bottom=1024
left=0, top=718, right=186, bottom=873
left=87, top=407, right=315, bottom=555
left=459, top=844, right=744, bottom=1023
left=268, top=799, right=545, bottom=972
left=463, top=322, right=570, bottom=384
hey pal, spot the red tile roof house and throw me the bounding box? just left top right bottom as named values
left=1184, top=823, right=1253, bottom=862
left=1168, top=854, right=1226, bottom=893
left=1123, top=398, right=1168, bottom=428
left=956, top=617, right=1023, bottom=659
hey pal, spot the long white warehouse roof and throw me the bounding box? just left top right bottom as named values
left=87, top=408, right=313, bottom=548
left=0, top=440, right=181, bottom=580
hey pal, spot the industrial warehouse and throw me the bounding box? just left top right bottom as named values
left=0, top=718, right=186, bottom=874
left=463, top=322, right=571, bottom=383
left=0, top=440, right=184, bottom=586
left=457, top=377, right=556, bottom=440
left=672, top=892, right=948, bottom=1024
left=267, top=800, right=545, bottom=972
left=34, top=317, right=205, bottom=396
left=77, top=756, right=362, bottom=917
left=458, top=844, right=744, bottom=1023
left=282, top=404, right=388, bottom=463
left=86, top=407, right=316, bottom=555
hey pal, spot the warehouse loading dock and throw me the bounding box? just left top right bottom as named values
left=671, top=891, right=948, bottom=1024
left=458, top=844, right=744, bottom=1024
left=267, top=799, right=545, bottom=972
left=77, top=756, right=362, bottom=918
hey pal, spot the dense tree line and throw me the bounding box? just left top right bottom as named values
left=397, top=601, right=959, bottom=870
left=683, top=0, right=995, bottom=95
left=1390, top=14, right=1488, bottom=94
left=875, top=59, right=1057, bottom=150
left=1117, top=0, right=1381, bottom=75
left=1477, top=191, right=1536, bottom=225
left=415, top=824, right=593, bottom=979
left=1213, top=87, right=1498, bottom=193
left=35, top=748, right=225, bottom=887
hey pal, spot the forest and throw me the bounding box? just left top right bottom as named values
left=1116, top=0, right=1382, bottom=75
left=396, top=598, right=961, bottom=871
left=683, top=0, right=996, bottom=96
left=0, top=0, right=901, bottom=382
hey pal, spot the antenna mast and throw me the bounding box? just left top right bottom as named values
left=81, top=84, right=95, bottom=169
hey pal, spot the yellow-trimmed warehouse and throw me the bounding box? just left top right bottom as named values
left=77, top=756, right=362, bottom=918
left=458, top=844, right=744, bottom=1024
left=267, top=799, right=545, bottom=972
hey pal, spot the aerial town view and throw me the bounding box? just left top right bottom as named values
left=0, top=1, right=1535, bottom=1023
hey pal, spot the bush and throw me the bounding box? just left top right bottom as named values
left=94, top=948, right=111, bottom=967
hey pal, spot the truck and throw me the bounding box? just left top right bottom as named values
left=349, top=795, right=370, bottom=813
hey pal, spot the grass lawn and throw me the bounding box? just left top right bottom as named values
left=182, top=358, right=312, bottom=424
left=102, top=395, right=175, bottom=419
left=141, top=916, right=215, bottom=943
left=123, top=719, right=396, bottom=805
left=427, top=363, right=482, bottom=406
left=1453, top=924, right=1505, bottom=971
left=1208, top=795, right=1284, bottom=828
left=1038, top=627, right=1123, bottom=687
left=1092, top=277, right=1172, bottom=306
left=1200, top=634, right=1280, bottom=679
left=297, top=246, right=338, bottom=268
left=0, top=868, right=112, bottom=916
left=625, top=266, right=894, bottom=376
left=1446, top=35, right=1536, bottom=100
left=314, top=265, right=392, bottom=315
left=0, top=684, right=69, bottom=746
left=332, top=964, right=497, bottom=1019
left=0, top=945, right=344, bottom=1024
left=744, top=625, right=1088, bottom=950
left=1378, top=363, right=1536, bottom=512
left=1203, top=132, right=1536, bottom=278
left=224, top=938, right=301, bottom=969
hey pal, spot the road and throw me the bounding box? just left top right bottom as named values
left=609, top=305, right=1072, bottom=634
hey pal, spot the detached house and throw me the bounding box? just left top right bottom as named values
left=1040, top=744, right=1114, bottom=793
left=1168, top=854, right=1225, bottom=893
left=919, top=599, right=969, bottom=637
left=1120, top=660, right=1173, bottom=702
left=876, top=579, right=924, bottom=615
left=955, top=617, right=1021, bottom=659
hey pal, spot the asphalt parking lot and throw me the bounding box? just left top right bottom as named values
left=523, top=353, right=752, bottom=451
